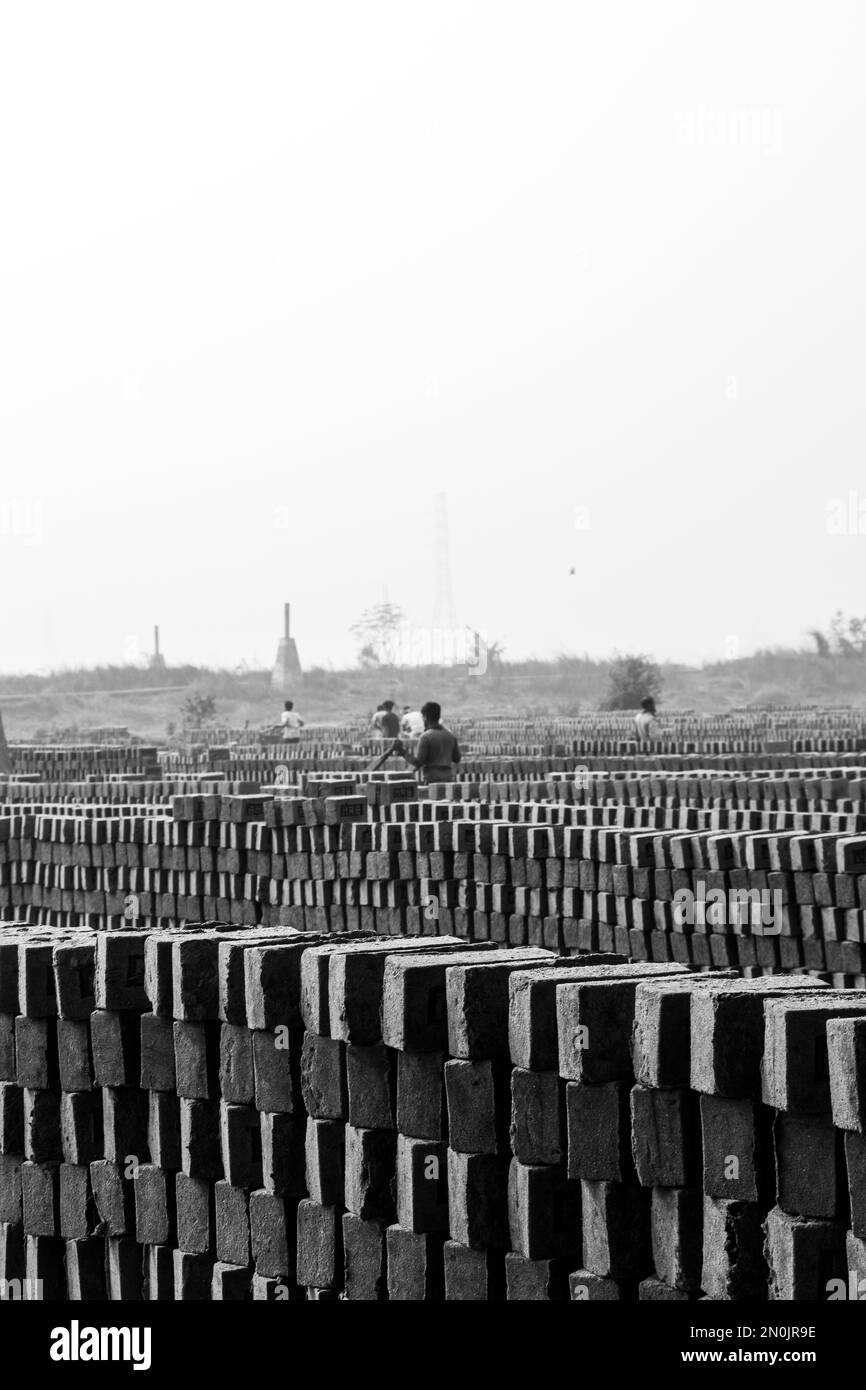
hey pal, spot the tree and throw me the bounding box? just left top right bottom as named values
left=350, top=604, right=405, bottom=666
left=829, top=611, right=866, bottom=657
left=181, top=693, right=217, bottom=728
left=602, top=653, right=663, bottom=710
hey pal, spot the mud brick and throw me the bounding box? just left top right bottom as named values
left=91, top=1010, right=140, bottom=1088
left=175, top=1172, right=214, bottom=1254
left=382, top=946, right=529, bottom=1053
left=245, top=940, right=318, bottom=1032
left=211, top=1261, right=251, bottom=1300
left=0, top=1014, right=15, bottom=1082
left=95, top=933, right=147, bottom=1011
left=140, top=1013, right=176, bottom=1092
left=0, top=1155, right=22, bottom=1224
left=507, top=959, right=643, bottom=1071
left=764, top=1204, right=846, bottom=1300
left=220, top=1102, right=263, bottom=1189
left=218, top=935, right=261, bottom=1026
left=144, top=931, right=179, bottom=1018
left=556, top=978, right=650, bottom=1084
left=143, top=1243, right=174, bottom=1300
left=26, top=1233, right=66, bottom=1300
left=443, top=1239, right=505, bottom=1300
left=305, top=1118, right=345, bottom=1206
left=172, top=935, right=220, bottom=1021
left=701, top=1195, right=767, bottom=1299
left=173, top=1020, right=220, bottom=1100
left=102, top=1087, right=148, bottom=1166
left=59, top=1163, right=96, bottom=1240
left=22, top=1088, right=59, bottom=1165
left=844, top=1130, right=866, bottom=1238
left=298, top=935, right=375, bottom=1037
left=342, top=1213, right=388, bottom=1299
left=344, top=1123, right=396, bottom=1221
left=261, top=1112, right=305, bottom=1196
left=386, top=1225, right=445, bottom=1300
left=346, top=1043, right=396, bottom=1130
left=510, top=1068, right=563, bottom=1166
left=21, top=1160, right=60, bottom=1236
left=700, top=1095, right=774, bottom=1203
left=449, top=954, right=561, bottom=1063
left=218, top=1023, right=253, bottom=1104
left=90, top=1160, right=134, bottom=1235
left=508, top=1159, right=581, bottom=1260
left=395, top=1050, right=446, bottom=1142
left=52, top=940, right=96, bottom=1020
left=445, top=1058, right=510, bottom=1154
left=173, top=1248, right=214, bottom=1300
left=296, top=1199, right=342, bottom=1289
left=17, top=941, right=57, bottom=1017
left=774, top=1111, right=842, bottom=1219
left=180, top=1098, right=222, bottom=1180
left=580, top=1179, right=650, bottom=1280
left=505, top=1252, right=571, bottom=1300
left=300, top=1034, right=347, bottom=1119
left=690, top=979, right=827, bottom=1099
left=762, top=995, right=866, bottom=1113
left=60, top=1091, right=102, bottom=1165
left=252, top=1028, right=296, bottom=1114
left=395, top=1134, right=448, bottom=1233
left=134, top=1163, right=176, bottom=1246
left=0, top=940, right=20, bottom=1016
left=0, top=1081, right=23, bottom=1153
left=215, top=1180, right=250, bottom=1266
left=630, top=1085, right=700, bottom=1188
left=568, top=1269, right=627, bottom=1300
left=65, top=1238, right=107, bottom=1300
left=58, top=1019, right=93, bottom=1093
left=651, top=1186, right=702, bottom=1290
left=842, top=1237, right=866, bottom=1311
left=250, top=1189, right=293, bottom=1279
left=15, top=1016, right=59, bottom=1090
left=566, top=1082, right=633, bottom=1182
left=330, top=938, right=470, bottom=1046
left=0, top=1221, right=24, bottom=1283
left=633, top=974, right=735, bottom=1088
left=447, top=1149, right=508, bottom=1249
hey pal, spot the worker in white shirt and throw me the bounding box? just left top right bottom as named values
left=280, top=700, right=304, bottom=744
left=401, top=706, right=425, bottom=738
left=634, top=697, right=659, bottom=745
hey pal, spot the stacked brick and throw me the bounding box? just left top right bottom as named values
left=7, top=800, right=866, bottom=985
left=5, top=919, right=866, bottom=1299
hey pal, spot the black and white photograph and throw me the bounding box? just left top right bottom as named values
left=1, top=0, right=864, bottom=1370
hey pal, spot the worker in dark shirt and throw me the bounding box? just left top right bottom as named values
left=373, top=700, right=400, bottom=739
left=395, top=701, right=461, bottom=784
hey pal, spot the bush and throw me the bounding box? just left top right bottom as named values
left=181, top=694, right=217, bottom=728
left=602, top=653, right=663, bottom=710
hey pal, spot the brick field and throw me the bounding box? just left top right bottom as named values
left=3, top=712, right=866, bottom=1301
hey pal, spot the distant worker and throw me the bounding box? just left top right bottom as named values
left=401, top=705, right=425, bottom=738
left=372, top=700, right=400, bottom=739
left=281, top=700, right=304, bottom=744
left=634, top=697, right=659, bottom=745
left=395, top=701, right=461, bottom=784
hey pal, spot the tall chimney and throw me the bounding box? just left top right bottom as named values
left=272, top=601, right=302, bottom=691
left=154, top=625, right=160, bottom=660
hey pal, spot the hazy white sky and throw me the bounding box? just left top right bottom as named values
left=1, top=0, right=864, bottom=674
